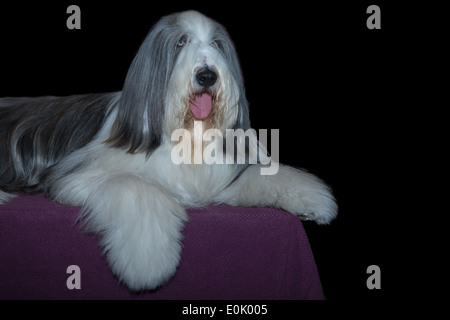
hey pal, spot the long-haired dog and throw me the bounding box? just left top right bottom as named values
left=0, top=11, right=337, bottom=291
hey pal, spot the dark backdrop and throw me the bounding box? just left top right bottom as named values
left=0, top=1, right=415, bottom=300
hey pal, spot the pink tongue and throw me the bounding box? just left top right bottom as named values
left=189, top=93, right=212, bottom=119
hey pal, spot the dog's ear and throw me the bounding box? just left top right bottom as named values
left=214, top=24, right=251, bottom=131
left=235, top=88, right=251, bottom=131
left=107, top=15, right=181, bottom=155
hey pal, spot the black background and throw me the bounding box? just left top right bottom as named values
left=0, top=1, right=425, bottom=301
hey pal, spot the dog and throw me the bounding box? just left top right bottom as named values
left=0, top=11, right=337, bottom=291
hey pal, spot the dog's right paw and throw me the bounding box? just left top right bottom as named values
left=103, top=226, right=184, bottom=291
left=82, top=175, right=188, bottom=291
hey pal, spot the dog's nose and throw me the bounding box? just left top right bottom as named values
left=196, top=68, right=217, bottom=88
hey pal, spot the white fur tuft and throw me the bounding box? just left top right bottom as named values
left=0, top=190, right=16, bottom=204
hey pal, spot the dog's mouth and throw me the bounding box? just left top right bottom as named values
left=189, top=92, right=213, bottom=119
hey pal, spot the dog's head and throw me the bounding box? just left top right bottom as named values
left=108, top=11, right=250, bottom=155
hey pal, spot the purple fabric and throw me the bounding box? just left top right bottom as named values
left=0, top=193, right=324, bottom=299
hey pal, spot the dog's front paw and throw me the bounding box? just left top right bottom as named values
left=275, top=165, right=338, bottom=224
left=83, top=176, right=188, bottom=291
left=103, top=226, right=183, bottom=291
left=100, top=210, right=186, bottom=291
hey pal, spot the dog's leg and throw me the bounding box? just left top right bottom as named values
left=81, top=174, right=187, bottom=291
left=218, top=164, right=338, bottom=224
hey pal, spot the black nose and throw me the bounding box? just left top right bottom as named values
left=196, top=68, right=217, bottom=88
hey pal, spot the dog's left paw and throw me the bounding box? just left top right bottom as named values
left=274, top=166, right=338, bottom=224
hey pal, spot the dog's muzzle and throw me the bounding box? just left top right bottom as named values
left=189, top=67, right=218, bottom=119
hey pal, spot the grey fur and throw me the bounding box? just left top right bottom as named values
left=0, top=93, right=116, bottom=192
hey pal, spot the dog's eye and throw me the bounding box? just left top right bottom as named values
left=211, top=40, right=224, bottom=52
left=177, top=37, right=186, bottom=47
